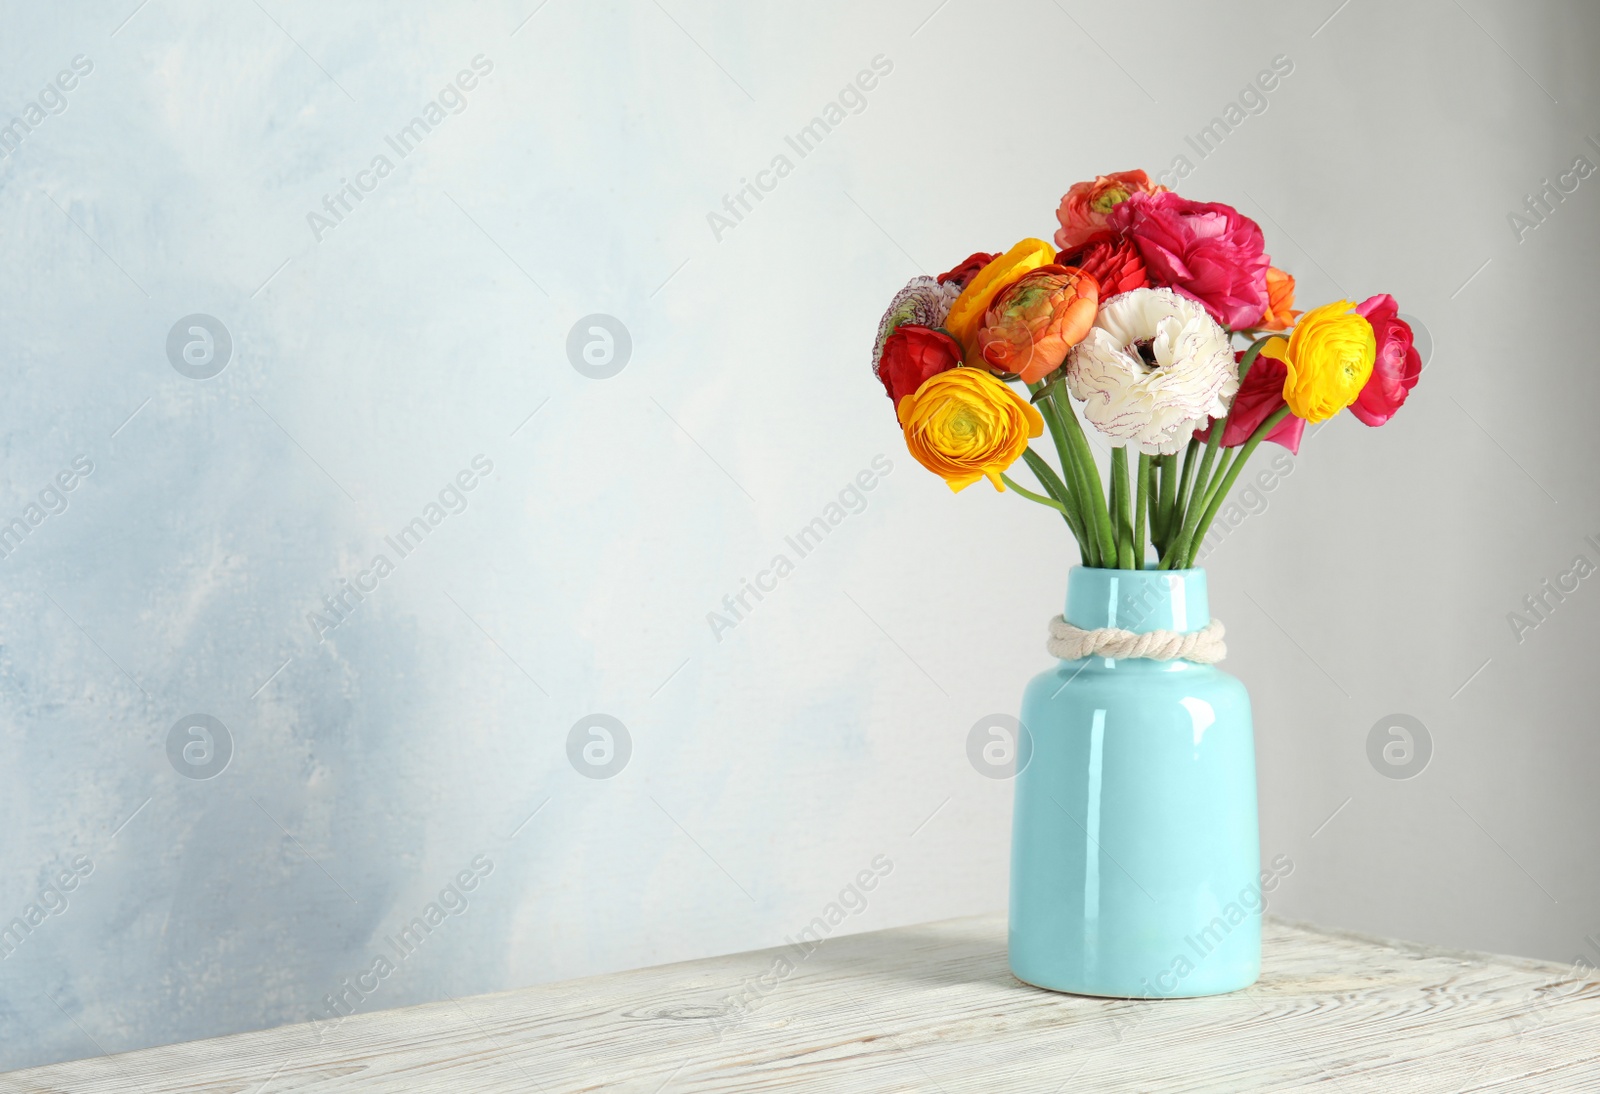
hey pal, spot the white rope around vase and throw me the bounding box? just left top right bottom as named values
left=1046, top=616, right=1227, bottom=664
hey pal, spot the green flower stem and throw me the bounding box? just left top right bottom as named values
left=1233, top=335, right=1272, bottom=390
left=1168, top=438, right=1200, bottom=551
left=1000, top=472, right=1068, bottom=514
left=1028, top=381, right=1077, bottom=499
left=1186, top=337, right=1269, bottom=514
left=1160, top=337, right=1275, bottom=569
left=1165, top=446, right=1226, bottom=569
left=1024, top=387, right=1088, bottom=543
left=1172, top=448, right=1238, bottom=563
left=1021, top=447, right=1087, bottom=555
left=1048, top=380, right=1117, bottom=568
left=1107, top=450, right=1122, bottom=562
left=1193, top=447, right=1236, bottom=513
left=1152, top=457, right=1164, bottom=550
left=1134, top=453, right=1151, bottom=569
left=1155, top=451, right=1178, bottom=552
left=1110, top=447, right=1134, bottom=569
left=1163, top=433, right=1220, bottom=569
left=1028, top=381, right=1096, bottom=566
left=1184, top=405, right=1292, bottom=568
left=1149, top=454, right=1163, bottom=552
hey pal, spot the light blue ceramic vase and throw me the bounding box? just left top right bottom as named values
left=1009, top=566, right=1261, bottom=998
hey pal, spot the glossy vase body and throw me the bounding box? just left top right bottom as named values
left=1009, top=567, right=1260, bottom=998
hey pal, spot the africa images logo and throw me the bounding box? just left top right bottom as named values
left=706, top=455, right=892, bottom=641
left=0, top=455, right=94, bottom=562
left=0, top=54, right=93, bottom=161
left=308, top=455, right=494, bottom=641
left=706, top=54, right=893, bottom=242
left=306, top=55, right=495, bottom=243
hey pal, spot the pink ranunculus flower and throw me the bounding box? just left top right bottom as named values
left=1349, top=294, right=1421, bottom=427
left=1107, top=191, right=1271, bottom=331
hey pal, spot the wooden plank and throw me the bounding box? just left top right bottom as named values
left=6, top=913, right=1600, bottom=1092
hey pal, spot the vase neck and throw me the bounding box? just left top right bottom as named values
left=1064, top=567, right=1210, bottom=634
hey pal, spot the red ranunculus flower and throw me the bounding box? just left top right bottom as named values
left=1107, top=191, right=1270, bottom=330
left=1349, top=294, right=1421, bottom=427
left=1195, top=349, right=1305, bottom=453
left=878, top=325, right=962, bottom=407
left=937, top=252, right=996, bottom=288
left=1056, top=233, right=1148, bottom=297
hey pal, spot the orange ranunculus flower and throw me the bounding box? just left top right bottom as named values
left=942, top=238, right=1056, bottom=357
left=1259, top=267, right=1300, bottom=331
left=1267, top=300, right=1376, bottom=423
left=1053, top=169, right=1165, bottom=251
left=975, top=265, right=1099, bottom=383
left=897, top=367, right=1044, bottom=492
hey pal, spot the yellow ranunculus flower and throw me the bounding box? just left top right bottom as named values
left=896, top=367, right=1044, bottom=492
left=1270, top=300, right=1376, bottom=423
left=943, top=238, right=1057, bottom=359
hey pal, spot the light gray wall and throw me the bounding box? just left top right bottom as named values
left=0, top=0, right=1595, bottom=1073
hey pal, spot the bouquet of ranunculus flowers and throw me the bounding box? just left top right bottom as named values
left=871, top=170, right=1422, bottom=569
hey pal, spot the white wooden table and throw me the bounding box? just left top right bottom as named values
left=7, top=912, right=1600, bottom=1092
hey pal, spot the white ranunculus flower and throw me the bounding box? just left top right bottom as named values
left=1065, top=288, right=1240, bottom=455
